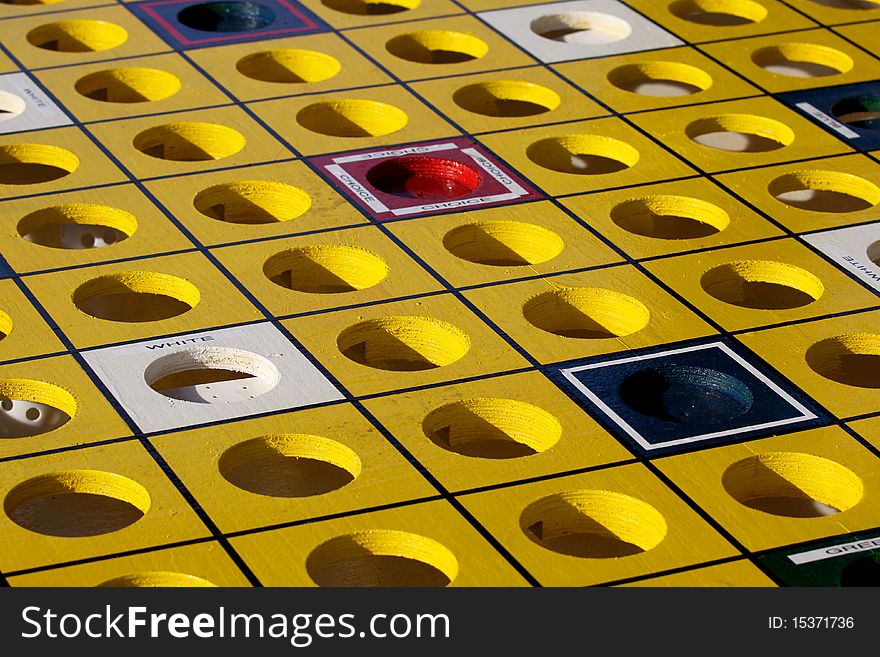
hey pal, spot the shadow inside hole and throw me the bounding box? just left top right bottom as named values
left=0, top=162, right=71, bottom=185
left=703, top=277, right=818, bottom=310
left=611, top=208, right=722, bottom=240
left=805, top=343, right=880, bottom=388
left=427, top=410, right=539, bottom=459
left=77, top=290, right=192, bottom=322
left=452, top=86, right=552, bottom=118
left=691, top=131, right=786, bottom=153
left=137, top=134, right=216, bottom=161
left=222, top=455, right=355, bottom=497
left=177, top=1, right=276, bottom=32
left=722, top=461, right=841, bottom=518
left=310, top=551, right=452, bottom=587
left=525, top=297, right=624, bottom=339
left=831, top=94, right=880, bottom=131
left=199, top=196, right=284, bottom=224
left=341, top=334, right=441, bottom=371
left=444, top=228, right=535, bottom=266
left=386, top=36, right=480, bottom=64
left=322, top=0, right=411, bottom=15
left=269, top=262, right=360, bottom=293
left=774, top=188, right=875, bottom=213
left=840, top=554, right=880, bottom=586
left=0, top=399, right=71, bottom=439
left=366, top=157, right=481, bottom=200
left=525, top=518, right=645, bottom=558
left=297, top=106, right=390, bottom=138
left=23, top=224, right=128, bottom=249
left=7, top=492, right=145, bottom=537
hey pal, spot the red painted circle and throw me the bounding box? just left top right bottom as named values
left=366, top=157, right=482, bottom=200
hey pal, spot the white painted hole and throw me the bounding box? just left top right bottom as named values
left=0, top=398, right=70, bottom=438
left=530, top=12, right=632, bottom=45
left=0, top=91, right=26, bottom=123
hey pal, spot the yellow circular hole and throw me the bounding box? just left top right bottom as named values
left=307, top=530, right=458, bottom=587
left=321, top=0, right=420, bottom=15
left=608, top=61, right=713, bottom=97
left=520, top=490, right=667, bottom=558
left=687, top=114, right=795, bottom=152
left=75, top=67, right=181, bottom=103
left=453, top=81, right=561, bottom=118
left=98, top=572, right=217, bottom=587
left=236, top=49, right=341, bottom=84
left=0, top=144, right=79, bottom=185
left=806, top=333, right=880, bottom=388
left=423, top=398, right=562, bottom=459
left=670, top=0, right=768, bottom=25
left=337, top=315, right=470, bottom=371
left=219, top=433, right=361, bottom=497
left=27, top=20, right=128, bottom=52
left=701, top=260, right=824, bottom=309
left=133, top=122, right=246, bottom=161
left=18, top=204, right=137, bottom=250
left=193, top=180, right=312, bottom=224
left=4, top=469, right=151, bottom=537
left=752, top=43, right=854, bottom=78
left=527, top=134, right=640, bottom=175
left=723, top=452, right=863, bottom=517
left=0, top=378, right=76, bottom=438
left=443, top=220, right=564, bottom=266
left=610, top=195, right=730, bottom=239
left=296, top=99, right=408, bottom=137
left=73, top=271, right=200, bottom=322
left=386, top=30, right=489, bottom=65
left=768, top=170, right=880, bottom=213
left=523, top=286, right=650, bottom=339
left=263, top=245, right=388, bottom=293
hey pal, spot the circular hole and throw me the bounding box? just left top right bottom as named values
left=75, top=68, right=182, bottom=104
left=133, top=122, right=246, bottom=162
left=610, top=195, right=730, bottom=240
left=527, top=134, right=639, bottom=175
left=669, top=0, right=768, bottom=25
left=769, top=170, right=880, bottom=213
left=620, top=365, right=754, bottom=425
left=0, top=91, right=26, bottom=122
left=422, top=398, right=561, bottom=459
left=236, top=49, right=341, bottom=84
left=0, top=379, right=76, bottom=439
left=4, top=470, right=151, bottom=537
left=868, top=240, right=880, bottom=266
left=306, top=530, right=458, bottom=587
left=722, top=452, right=863, bottom=518
left=98, top=572, right=217, bottom=587
left=452, top=81, right=560, bottom=118
left=701, top=260, right=824, bottom=309
left=177, top=1, right=276, bottom=32
left=840, top=554, right=880, bottom=587
left=321, top=0, right=420, bottom=15
left=366, top=157, right=481, bottom=200
left=607, top=61, right=713, bottom=97
left=520, top=490, right=667, bottom=558
left=27, top=20, right=128, bottom=52
left=530, top=12, right=632, bottom=44
left=296, top=99, right=408, bottom=138
left=18, top=204, right=136, bottom=250
left=752, top=43, right=854, bottom=78
left=385, top=30, right=489, bottom=65
left=443, top=220, right=564, bottom=266
left=219, top=433, right=361, bottom=497
left=263, top=245, right=388, bottom=294
left=523, top=287, right=650, bottom=339
left=0, top=144, right=79, bottom=185
left=144, top=347, right=280, bottom=403
left=686, top=114, right=795, bottom=152
left=193, top=180, right=312, bottom=224
left=337, top=316, right=470, bottom=371
left=831, top=94, right=880, bottom=131
left=806, top=333, right=880, bottom=388
left=73, top=271, right=200, bottom=322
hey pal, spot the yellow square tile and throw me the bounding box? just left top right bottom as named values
left=25, top=251, right=263, bottom=349
left=363, top=370, right=633, bottom=493
left=619, top=559, right=777, bottom=587
left=789, top=0, right=880, bottom=25
left=560, top=177, right=783, bottom=260
left=0, top=440, right=210, bottom=573
left=187, top=32, right=393, bottom=103
left=738, top=308, right=880, bottom=419
left=34, top=52, right=231, bottom=123
left=410, top=66, right=607, bottom=135
left=0, top=126, right=126, bottom=199
left=0, top=0, right=113, bottom=21
left=213, top=225, right=443, bottom=317
left=386, top=201, right=624, bottom=288
left=8, top=541, right=251, bottom=587
left=283, top=294, right=530, bottom=396
left=144, top=160, right=368, bottom=248
left=231, top=499, right=529, bottom=586
left=836, top=20, right=880, bottom=51
left=554, top=46, right=762, bottom=114
left=86, top=106, right=291, bottom=180
left=299, top=0, right=464, bottom=30
left=0, top=184, right=193, bottom=274
left=656, top=426, right=880, bottom=552
left=153, top=405, right=437, bottom=534
left=849, top=416, right=880, bottom=452
left=463, top=266, right=715, bottom=365
left=459, top=464, right=737, bottom=586
left=248, top=84, right=457, bottom=157
left=644, top=238, right=879, bottom=331
left=699, top=29, right=880, bottom=93
left=480, top=116, right=696, bottom=196
left=0, top=49, right=17, bottom=74
left=0, top=279, right=66, bottom=362
left=0, top=354, right=130, bottom=460
left=629, top=96, right=851, bottom=174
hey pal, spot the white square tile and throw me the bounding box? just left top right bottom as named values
left=0, top=73, right=72, bottom=135
left=803, top=221, right=880, bottom=293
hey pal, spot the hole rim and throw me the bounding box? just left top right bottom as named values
left=263, top=244, right=389, bottom=294
left=72, top=271, right=201, bottom=323
left=522, top=286, right=651, bottom=339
